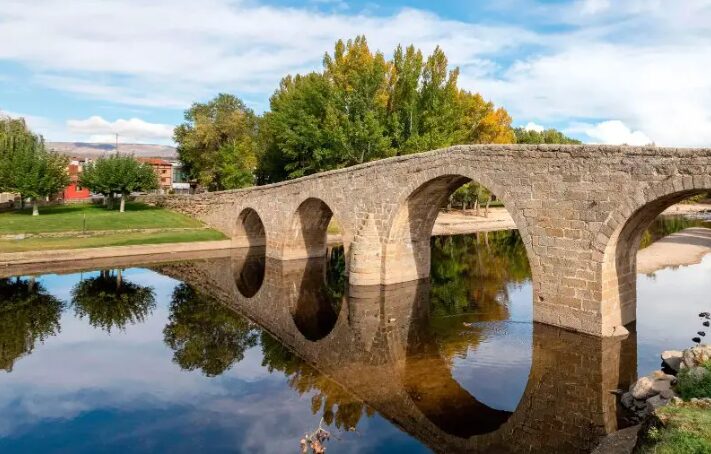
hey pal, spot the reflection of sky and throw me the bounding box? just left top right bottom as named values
left=637, top=254, right=711, bottom=376
left=0, top=267, right=426, bottom=453
left=450, top=282, right=533, bottom=412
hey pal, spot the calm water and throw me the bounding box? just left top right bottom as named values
left=0, top=217, right=710, bottom=453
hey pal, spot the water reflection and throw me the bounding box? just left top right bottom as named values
left=3, top=218, right=708, bottom=452
left=289, top=246, right=346, bottom=341
left=71, top=269, right=155, bottom=333
left=0, top=277, right=64, bottom=372
left=163, top=283, right=258, bottom=377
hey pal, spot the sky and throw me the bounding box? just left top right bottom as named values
left=1, top=0, right=710, bottom=147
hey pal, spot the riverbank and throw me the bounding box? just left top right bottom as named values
left=637, top=228, right=711, bottom=274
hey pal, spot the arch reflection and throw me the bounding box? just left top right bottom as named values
left=233, top=246, right=266, bottom=298
left=287, top=246, right=347, bottom=341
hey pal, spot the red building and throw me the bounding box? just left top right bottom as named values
left=63, top=159, right=91, bottom=200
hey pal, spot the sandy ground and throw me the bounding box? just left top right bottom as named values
left=660, top=202, right=711, bottom=215
left=636, top=227, right=711, bottom=274
left=432, top=207, right=516, bottom=235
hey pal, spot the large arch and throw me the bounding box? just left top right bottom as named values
left=380, top=169, right=536, bottom=288
left=597, top=177, right=711, bottom=332
left=282, top=198, right=339, bottom=260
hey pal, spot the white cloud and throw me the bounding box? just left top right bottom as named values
left=569, top=120, right=652, bottom=145
left=523, top=122, right=545, bottom=132
left=1, top=1, right=711, bottom=146
left=66, top=116, right=174, bottom=143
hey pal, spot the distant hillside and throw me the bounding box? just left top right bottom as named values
left=47, top=142, right=177, bottom=160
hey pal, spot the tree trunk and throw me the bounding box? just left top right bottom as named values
left=116, top=269, right=123, bottom=287
left=120, top=193, right=126, bottom=213
left=485, top=198, right=491, bottom=218
left=32, top=199, right=39, bottom=216
left=475, top=199, right=480, bottom=217
left=107, top=194, right=114, bottom=210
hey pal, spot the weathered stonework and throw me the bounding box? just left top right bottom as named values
left=138, top=144, right=711, bottom=336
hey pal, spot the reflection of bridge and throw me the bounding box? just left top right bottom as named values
left=150, top=249, right=638, bottom=454
left=141, top=144, right=711, bottom=336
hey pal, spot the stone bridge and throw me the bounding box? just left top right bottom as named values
left=150, top=250, right=638, bottom=453
left=140, top=144, right=711, bottom=336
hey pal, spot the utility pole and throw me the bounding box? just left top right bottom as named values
left=115, top=133, right=119, bottom=153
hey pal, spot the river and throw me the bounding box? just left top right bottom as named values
left=0, top=215, right=709, bottom=453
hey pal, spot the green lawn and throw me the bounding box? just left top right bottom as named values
left=0, top=202, right=227, bottom=253
left=0, top=230, right=227, bottom=253
left=0, top=202, right=204, bottom=234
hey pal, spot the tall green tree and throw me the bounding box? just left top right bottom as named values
left=260, top=37, right=514, bottom=182
left=174, top=94, right=259, bottom=191
left=80, top=154, right=158, bottom=212
left=0, top=117, right=69, bottom=216
left=0, top=277, right=64, bottom=372
left=71, top=269, right=156, bottom=333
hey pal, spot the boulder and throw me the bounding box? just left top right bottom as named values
left=661, top=350, right=683, bottom=373
left=631, top=377, right=657, bottom=400
left=621, top=392, right=635, bottom=410
left=651, top=379, right=671, bottom=394
left=681, top=345, right=711, bottom=369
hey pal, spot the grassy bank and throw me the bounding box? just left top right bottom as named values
left=638, top=405, right=711, bottom=453
left=0, top=202, right=226, bottom=252
left=0, top=202, right=203, bottom=234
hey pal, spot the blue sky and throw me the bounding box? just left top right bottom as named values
left=1, top=0, right=710, bottom=146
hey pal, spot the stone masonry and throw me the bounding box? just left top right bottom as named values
left=138, top=144, right=711, bottom=336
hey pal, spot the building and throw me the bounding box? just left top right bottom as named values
left=63, top=158, right=91, bottom=200
left=171, top=162, right=191, bottom=194
left=137, top=158, right=173, bottom=192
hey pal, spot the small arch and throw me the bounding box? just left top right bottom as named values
left=283, top=198, right=340, bottom=260
left=234, top=208, right=266, bottom=248
left=600, top=185, right=711, bottom=330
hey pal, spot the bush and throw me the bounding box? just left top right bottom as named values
left=675, top=360, right=711, bottom=400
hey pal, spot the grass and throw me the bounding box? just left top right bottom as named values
left=0, top=202, right=204, bottom=234
left=676, top=361, right=711, bottom=400
left=638, top=405, right=711, bottom=453
left=0, top=229, right=227, bottom=253
left=0, top=202, right=227, bottom=252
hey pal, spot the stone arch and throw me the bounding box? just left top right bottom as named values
left=233, top=207, right=266, bottom=248
left=597, top=177, right=711, bottom=333
left=379, top=167, right=536, bottom=287
left=283, top=197, right=341, bottom=260
left=232, top=247, right=265, bottom=298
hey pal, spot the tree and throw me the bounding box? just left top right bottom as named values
left=163, top=283, right=258, bottom=377
left=260, top=37, right=514, bottom=181
left=514, top=127, right=581, bottom=144
left=71, top=269, right=156, bottom=333
left=0, top=277, right=64, bottom=372
left=0, top=117, right=69, bottom=216
left=174, top=94, right=259, bottom=191
left=80, top=154, right=158, bottom=212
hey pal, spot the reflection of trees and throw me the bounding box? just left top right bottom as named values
left=639, top=215, right=711, bottom=249
left=429, top=231, right=531, bottom=360
left=261, top=333, right=373, bottom=430
left=0, top=277, right=64, bottom=372
left=71, top=269, right=155, bottom=333
left=164, top=284, right=258, bottom=377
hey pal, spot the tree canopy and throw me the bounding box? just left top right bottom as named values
left=259, top=37, right=514, bottom=182
left=174, top=94, right=259, bottom=191
left=513, top=127, right=581, bottom=144
left=80, top=154, right=158, bottom=212
left=0, top=117, right=70, bottom=215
